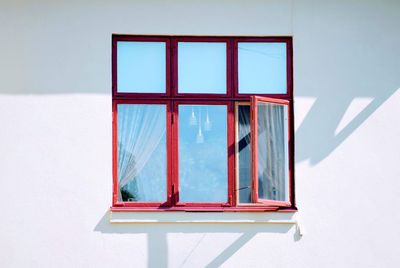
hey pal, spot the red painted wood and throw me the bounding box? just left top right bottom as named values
left=111, top=35, right=295, bottom=211
left=112, top=101, right=118, bottom=206
left=110, top=206, right=298, bottom=212
left=250, top=96, right=292, bottom=208
left=233, top=37, right=293, bottom=99
left=112, top=35, right=171, bottom=98
left=112, top=99, right=171, bottom=208
left=171, top=37, right=233, bottom=98
left=250, top=96, right=259, bottom=203
left=227, top=102, right=235, bottom=207
left=171, top=100, right=179, bottom=205
left=173, top=100, right=232, bottom=208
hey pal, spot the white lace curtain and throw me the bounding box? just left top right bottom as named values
left=238, top=104, right=287, bottom=202
left=258, top=103, right=287, bottom=201
left=117, top=104, right=166, bottom=201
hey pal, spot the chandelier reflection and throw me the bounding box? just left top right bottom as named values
left=204, top=107, right=212, bottom=131
left=189, top=107, right=197, bottom=126
left=196, top=109, right=204, bottom=144
left=196, top=126, right=204, bottom=144
left=189, top=106, right=212, bottom=144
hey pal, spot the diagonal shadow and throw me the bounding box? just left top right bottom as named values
left=205, top=231, right=257, bottom=268
left=94, top=211, right=295, bottom=267
left=295, top=89, right=397, bottom=165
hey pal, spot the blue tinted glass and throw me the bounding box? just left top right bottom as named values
left=117, top=42, right=166, bottom=93
left=178, top=42, right=226, bottom=94
left=117, top=104, right=166, bottom=202
left=238, top=42, right=287, bottom=94
left=179, top=105, right=228, bottom=202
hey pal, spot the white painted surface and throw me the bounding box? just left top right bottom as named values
left=1, top=0, right=400, bottom=267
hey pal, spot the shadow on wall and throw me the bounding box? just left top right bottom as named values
left=0, top=0, right=399, bottom=167
left=2, top=1, right=399, bottom=266
left=1, top=44, right=397, bottom=166
left=94, top=211, right=300, bottom=268
left=295, top=88, right=397, bottom=165
left=292, top=0, right=400, bottom=165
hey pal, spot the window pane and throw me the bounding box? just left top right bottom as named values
left=257, top=102, right=289, bottom=201
left=117, top=42, right=166, bottom=93
left=179, top=105, right=228, bottom=202
left=117, top=104, right=166, bottom=202
left=238, top=42, right=287, bottom=94
left=237, top=105, right=252, bottom=203
left=178, top=42, right=226, bottom=94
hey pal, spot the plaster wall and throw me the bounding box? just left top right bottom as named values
left=0, top=0, right=399, bottom=267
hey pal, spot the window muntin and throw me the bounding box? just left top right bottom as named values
left=117, top=41, right=167, bottom=93
left=112, top=35, right=294, bottom=211
left=178, top=42, right=227, bottom=94
left=178, top=104, right=228, bottom=203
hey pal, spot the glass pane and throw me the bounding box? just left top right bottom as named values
left=179, top=105, right=228, bottom=202
left=238, top=42, right=287, bottom=94
left=178, top=42, right=226, bottom=94
left=117, top=104, right=166, bottom=202
left=257, top=102, right=289, bottom=201
left=117, top=41, right=166, bottom=93
left=237, top=105, right=252, bottom=203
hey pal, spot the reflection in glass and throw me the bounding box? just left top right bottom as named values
left=117, top=104, right=166, bottom=202
left=178, top=42, right=227, bottom=94
left=257, top=102, right=289, bottom=201
left=179, top=105, right=227, bottom=202
left=237, top=105, right=252, bottom=203
left=117, top=41, right=166, bottom=93
left=238, top=42, right=287, bottom=94
left=204, top=107, right=212, bottom=131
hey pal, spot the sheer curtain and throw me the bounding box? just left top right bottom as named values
left=258, top=103, right=287, bottom=201
left=117, top=104, right=166, bottom=201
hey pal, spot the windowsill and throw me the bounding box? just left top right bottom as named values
left=109, top=209, right=298, bottom=224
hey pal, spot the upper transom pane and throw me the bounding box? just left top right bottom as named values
left=117, top=41, right=166, bottom=93
left=238, top=42, right=287, bottom=94
left=178, top=42, right=227, bottom=94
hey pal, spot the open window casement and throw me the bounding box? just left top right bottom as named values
left=250, top=96, right=292, bottom=207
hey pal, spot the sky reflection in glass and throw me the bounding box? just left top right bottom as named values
left=117, top=42, right=166, bottom=93
left=238, top=42, right=287, bottom=94
left=179, top=105, right=228, bottom=202
left=178, top=42, right=226, bottom=94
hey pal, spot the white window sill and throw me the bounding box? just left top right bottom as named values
left=109, top=211, right=298, bottom=225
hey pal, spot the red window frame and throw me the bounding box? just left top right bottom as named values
left=111, top=35, right=295, bottom=212
left=112, top=35, right=171, bottom=98
left=233, top=37, right=293, bottom=99
left=112, top=99, right=173, bottom=208
left=172, top=37, right=233, bottom=98
left=250, top=96, right=293, bottom=207
left=171, top=101, right=235, bottom=209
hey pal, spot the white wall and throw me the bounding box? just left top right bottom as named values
left=1, top=0, right=399, bottom=267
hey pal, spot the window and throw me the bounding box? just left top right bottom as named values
left=112, top=35, right=294, bottom=211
